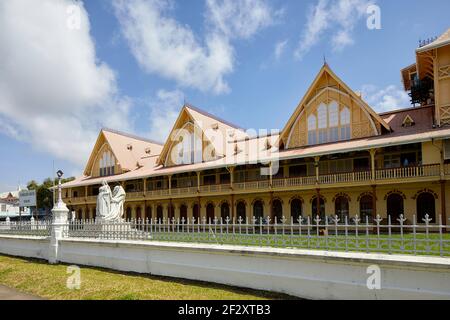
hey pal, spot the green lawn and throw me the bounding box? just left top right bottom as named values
left=0, top=255, right=293, bottom=300
left=136, top=231, right=450, bottom=257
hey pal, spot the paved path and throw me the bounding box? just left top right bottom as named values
left=0, top=285, right=43, bottom=300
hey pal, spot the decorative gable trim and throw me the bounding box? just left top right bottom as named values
left=279, top=64, right=391, bottom=148
left=402, top=115, right=416, bottom=127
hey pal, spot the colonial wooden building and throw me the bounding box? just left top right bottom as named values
left=62, top=28, right=450, bottom=225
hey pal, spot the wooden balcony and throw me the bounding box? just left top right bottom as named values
left=64, top=163, right=446, bottom=204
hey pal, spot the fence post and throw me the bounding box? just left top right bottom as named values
left=48, top=172, right=69, bottom=264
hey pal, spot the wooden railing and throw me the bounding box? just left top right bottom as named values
left=319, top=171, right=371, bottom=185
left=65, top=164, right=443, bottom=203
left=376, top=164, right=440, bottom=180
left=445, top=164, right=450, bottom=176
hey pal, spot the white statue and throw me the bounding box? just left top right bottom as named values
left=96, top=180, right=112, bottom=219
left=96, top=181, right=126, bottom=222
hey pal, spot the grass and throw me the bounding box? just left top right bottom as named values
left=142, top=231, right=450, bottom=257
left=0, top=255, right=293, bottom=300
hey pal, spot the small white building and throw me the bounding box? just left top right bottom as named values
left=0, top=188, right=31, bottom=220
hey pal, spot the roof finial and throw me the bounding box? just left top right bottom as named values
left=323, top=54, right=327, bottom=66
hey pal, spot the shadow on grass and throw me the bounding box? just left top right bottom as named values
left=0, top=254, right=297, bottom=300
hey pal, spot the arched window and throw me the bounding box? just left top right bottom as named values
left=290, top=199, right=302, bottom=223
left=192, top=204, right=200, bottom=223
left=318, top=103, right=328, bottom=144
left=156, top=205, right=163, bottom=222
left=180, top=204, right=188, bottom=222
left=237, top=201, right=246, bottom=222
left=99, top=151, right=115, bottom=177
left=272, top=199, right=283, bottom=223
left=340, top=107, right=351, bottom=141
left=136, top=207, right=142, bottom=221
left=335, top=196, right=349, bottom=222
left=360, top=195, right=374, bottom=222
left=168, top=204, right=175, bottom=221
left=125, top=207, right=132, bottom=222
left=312, top=196, right=325, bottom=219
left=220, top=202, right=230, bottom=221
left=145, top=206, right=152, bottom=221
left=417, top=192, right=436, bottom=223
left=308, top=115, right=317, bottom=145
left=387, top=194, right=404, bottom=223
left=206, top=203, right=215, bottom=222
left=328, top=102, right=339, bottom=142
left=307, top=102, right=352, bottom=146
left=253, top=200, right=264, bottom=223
left=169, top=123, right=203, bottom=166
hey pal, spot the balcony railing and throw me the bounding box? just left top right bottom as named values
left=376, top=164, right=440, bottom=180
left=65, top=164, right=444, bottom=203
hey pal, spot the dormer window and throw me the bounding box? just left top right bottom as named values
left=402, top=115, right=415, bottom=127
left=99, top=151, right=115, bottom=177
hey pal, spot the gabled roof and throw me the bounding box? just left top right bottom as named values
left=417, top=28, right=450, bottom=53
left=83, top=129, right=163, bottom=176
left=279, top=64, right=391, bottom=144
left=157, top=104, right=248, bottom=166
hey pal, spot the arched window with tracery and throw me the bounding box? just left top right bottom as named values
left=308, top=114, right=317, bottom=145
left=307, top=101, right=352, bottom=146
left=99, top=151, right=115, bottom=177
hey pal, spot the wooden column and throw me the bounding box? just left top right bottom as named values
left=168, top=175, right=172, bottom=196
left=372, top=185, right=377, bottom=219
left=441, top=180, right=447, bottom=232
left=196, top=172, right=201, bottom=192
left=314, top=157, right=320, bottom=185
left=370, top=149, right=377, bottom=182
left=197, top=195, right=201, bottom=222
left=316, top=188, right=321, bottom=218
left=231, top=194, right=235, bottom=220
left=270, top=191, right=274, bottom=221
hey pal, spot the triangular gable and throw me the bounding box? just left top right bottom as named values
left=279, top=64, right=391, bottom=147
left=84, top=129, right=163, bottom=176
left=157, top=104, right=248, bottom=166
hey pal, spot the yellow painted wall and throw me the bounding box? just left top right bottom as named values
left=436, top=45, right=450, bottom=125
left=421, top=141, right=442, bottom=165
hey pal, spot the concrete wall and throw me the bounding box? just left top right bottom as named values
left=0, top=235, right=49, bottom=260
left=0, top=235, right=449, bottom=300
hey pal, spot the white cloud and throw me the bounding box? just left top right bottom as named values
left=295, top=0, right=374, bottom=59
left=147, top=89, right=184, bottom=143
left=361, top=84, right=411, bottom=112
left=206, top=0, right=279, bottom=39
left=113, top=0, right=279, bottom=94
left=274, top=39, right=288, bottom=60
left=0, top=0, right=132, bottom=166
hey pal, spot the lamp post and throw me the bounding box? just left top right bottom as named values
left=49, top=169, right=69, bottom=264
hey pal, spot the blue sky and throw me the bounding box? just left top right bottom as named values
left=0, top=0, right=449, bottom=192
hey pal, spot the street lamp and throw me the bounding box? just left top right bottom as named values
left=56, top=170, right=64, bottom=205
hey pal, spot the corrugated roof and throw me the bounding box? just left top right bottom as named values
left=417, top=28, right=450, bottom=53
left=61, top=106, right=450, bottom=189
